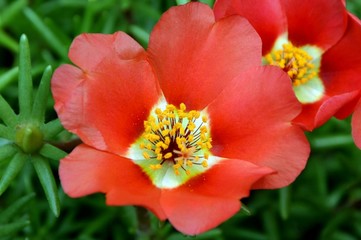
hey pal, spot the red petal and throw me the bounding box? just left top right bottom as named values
left=334, top=92, right=361, bottom=120
left=52, top=33, right=161, bottom=155
left=69, top=32, right=144, bottom=71
left=281, top=0, right=347, bottom=50
left=321, top=15, right=361, bottom=95
left=59, top=144, right=166, bottom=219
left=207, top=66, right=309, bottom=188
left=161, top=159, right=272, bottom=235
left=147, top=2, right=261, bottom=110
left=352, top=100, right=361, bottom=149
left=294, top=92, right=360, bottom=131
left=213, top=0, right=287, bottom=54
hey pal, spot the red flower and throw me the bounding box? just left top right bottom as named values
left=52, top=3, right=309, bottom=235
left=214, top=0, right=361, bottom=131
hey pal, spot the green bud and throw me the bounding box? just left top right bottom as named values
left=15, top=124, right=44, bottom=154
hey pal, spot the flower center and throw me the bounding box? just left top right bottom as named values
left=265, top=43, right=317, bottom=86
left=139, top=103, right=212, bottom=177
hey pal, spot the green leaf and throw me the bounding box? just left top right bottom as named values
left=0, top=0, right=28, bottom=28
left=79, top=3, right=95, bottom=33
left=320, top=209, right=353, bottom=239
left=310, top=135, right=354, bottom=149
left=240, top=202, right=252, bottom=216
left=167, top=229, right=222, bottom=240
left=31, top=65, right=52, bottom=123
left=0, top=94, right=17, bottom=127
left=131, top=2, right=161, bottom=20
left=18, top=34, right=33, bottom=120
left=0, top=30, right=19, bottom=53
left=43, top=119, right=64, bottom=138
left=23, top=7, right=68, bottom=59
left=118, top=206, right=137, bottom=234
left=0, top=67, right=18, bottom=91
left=101, top=5, right=122, bottom=34
left=0, top=144, right=17, bottom=162
left=128, top=25, right=150, bottom=46
left=262, top=210, right=280, bottom=240
left=0, top=152, right=27, bottom=196
left=0, top=220, right=30, bottom=237
left=0, top=124, right=13, bottom=140
left=31, top=155, right=60, bottom=217
left=175, top=0, right=190, bottom=5
left=279, top=186, right=291, bottom=220
left=39, top=143, right=67, bottom=161
left=200, top=0, right=215, bottom=7
left=0, top=193, right=35, bottom=224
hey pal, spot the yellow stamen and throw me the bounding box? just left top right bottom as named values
left=138, top=103, right=212, bottom=176
left=142, top=152, right=150, bottom=160
left=264, top=42, right=317, bottom=86
left=180, top=103, right=186, bottom=111
left=150, top=164, right=162, bottom=170
left=202, top=115, right=208, bottom=123
left=202, top=160, right=208, bottom=167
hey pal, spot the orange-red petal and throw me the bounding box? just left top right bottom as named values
left=147, top=2, right=261, bottom=110
left=68, top=32, right=145, bottom=71
left=161, top=159, right=273, bottom=235
left=320, top=14, right=361, bottom=115
left=352, top=99, right=361, bottom=149
left=52, top=32, right=161, bottom=155
left=59, top=144, right=166, bottom=219
left=213, top=0, right=287, bottom=54
left=281, top=0, right=347, bottom=50
left=207, top=66, right=309, bottom=189
left=293, top=92, right=360, bottom=131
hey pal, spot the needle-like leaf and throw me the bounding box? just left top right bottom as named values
left=39, top=143, right=67, bottom=161
left=32, top=155, right=60, bottom=217
left=32, top=65, right=52, bottom=123
left=0, top=152, right=27, bottom=196
left=0, top=95, right=17, bottom=127
left=18, top=34, right=33, bottom=120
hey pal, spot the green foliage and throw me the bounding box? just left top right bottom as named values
left=0, top=34, right=66, bottom=221
left=0, top=0, right=360, bottom=239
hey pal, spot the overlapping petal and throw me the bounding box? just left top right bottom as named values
left=213, top=0, right=287, bottom=54
left=207, top=66, right=309, bottom=188
left=293, top=92, right=360, bottom=130
left=52, top=32, right=162, bottom=155
left=148, top=2, right=261, bottom=110
left=161, top=159, right=273, bottom=235
left=69, top=32, right=145, bottom=71
left=320, top=14, right=361, bottom=113
left=59, top=144, right=165, bottom=219
left=281, top=0, right=347, bottom=50
left=352, top=100, right=361, bottom=149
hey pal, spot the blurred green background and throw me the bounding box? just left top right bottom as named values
left=0, top=0, right=361, bottom=239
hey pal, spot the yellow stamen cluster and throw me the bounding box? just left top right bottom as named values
left=140, top=103, right=212, bottom=176
left=265, top=43, right=317, bottom=86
